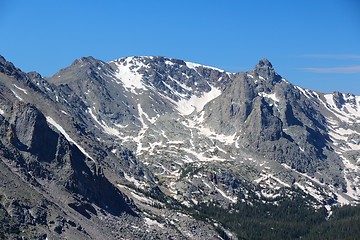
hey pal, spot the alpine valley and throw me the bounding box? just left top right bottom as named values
left=0, top=54, right=359, bottom=240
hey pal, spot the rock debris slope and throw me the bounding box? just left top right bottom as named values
left=0, top=54, right=360, bottom=239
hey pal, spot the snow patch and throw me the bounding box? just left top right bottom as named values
left=294, top=182, right=324, bottom=204
left=130, top=192, right=155, bottom=205
left=185, top=61, right=225, bottom=72
left=0, top=108, right=4, bottom=115
left=258, top=92, right=279, bottom=104
left=337, top=154, right=360, bottom=200
left=181, top=116, right=237, bottom=147
left=356, top=96, right=360, bottom=111
left=202, top=180, right=212, bottom=190
left=325, top=205, right=333, bottom=219
left=112, top=58, right=148, bottom=94
left=144, top=217, right=164, bottom=229
left=133, top=103, right=153, bottom=154
left=165, top=60, right=175, bottom=66
left=295, top=86, right=312, bottom=99
left=247, top=74, right=254, bottom=79
left=214, top=186, right=237, bottom=203
left=324, top=94, right=337, bottom=109
left=168, top=76, right=193, bottom=92
left=198, top=127, right=236, bottom=145
left=335, top=193, right=351, bottom=205
left=61, top=110, right=69, bottom=115
left=182, top=148, right=228, bottom=162
left=327, top=122, right=360, bottom=152
left=322, top=93, right=359, bottom=122
left=13, top=84, right=28, bottom=94
left=176, top=86, right=221, bottom=115
left=46, top=116, right=95, bottom=162
left=282, top=164, right=325, bottom=187
left=87, top=108, right=121, bottom=136
left=124, top=173, right=144, bottom=189
left=11, top=90, right=23, bottom=101
left=138, top=103, right=157, bottom=124
left=254, top=173, right=291, bottom=188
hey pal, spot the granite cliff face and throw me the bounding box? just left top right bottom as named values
left=0, top=54, right=360, bottom=239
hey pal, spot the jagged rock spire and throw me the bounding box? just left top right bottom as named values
left=253, top=58, right=281, bottom=83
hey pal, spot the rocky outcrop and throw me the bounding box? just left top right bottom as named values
left=0, top=97, right=137, bottom=238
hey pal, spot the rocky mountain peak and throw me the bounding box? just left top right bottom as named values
left=0, top=55, right=7, bottom=65
left=256, top=58, right=273, bottom=68
left=48, top=56, right=113, bottom=87
left=251, top=58, right=281, bottom=83
left=27, top=71, right=43, bottom=80
left=0, top=55, right=17, bottom=75
left=71, top=56, right=98, bottom=67
left=254, top=58, right=274, bottom=76
left=63, top=56, right=108, bottom=74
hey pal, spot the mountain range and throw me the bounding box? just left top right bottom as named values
left=0, top=54, right=359, bottom=239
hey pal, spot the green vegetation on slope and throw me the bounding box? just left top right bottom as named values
left=187, top=190, right=360, bottom=240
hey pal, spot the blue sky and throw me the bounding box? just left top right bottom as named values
left=1, top=0, right=359, bottom=94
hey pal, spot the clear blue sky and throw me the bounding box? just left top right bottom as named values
left=1, top=0, right=359, bottom=94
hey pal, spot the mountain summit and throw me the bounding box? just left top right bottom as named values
left=257, top=58, right=273, bottom=68
left=250, top=58, right=281, bottom=83
left=0, top=54, right=359, bottom=239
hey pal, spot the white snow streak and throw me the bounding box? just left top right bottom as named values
left=130, top=192, right=154, bottom=205
left=214, top=186, right=237, bottom=203
left=185, top=61, right=225, bottom=72
left=124, top=173, right=143, bottom=189
left=134, top=103, right=154, bottom=154
left=294, top=182, right=324, bottom=204
left=182, top=148, right=227, bottom=162
left=13, top=84, right=28, bottom=94
left=144, top=217, right=164, bottom=229
left=11, top=90, right=23, bottom=101
left=295, top=86, right=312, bottom=99
left=46, top=116, right=95, bottom=162
left=282, top=164, right=325, bottom=186
left=247, top=74, right=254, bottom=79
left=87, top=108, right=121, bottom=136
